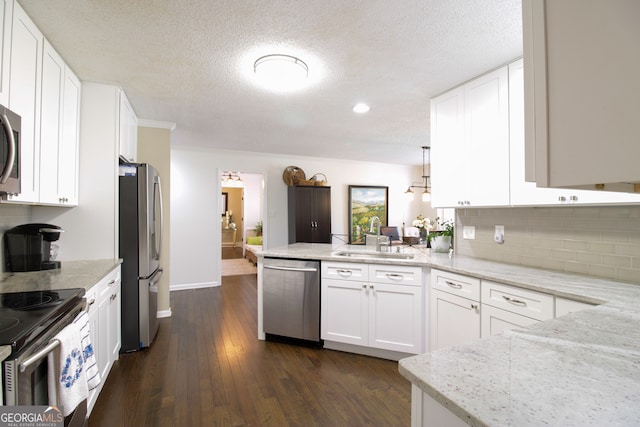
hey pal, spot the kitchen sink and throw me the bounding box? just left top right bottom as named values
left=332, top=250, right=415, bottom=260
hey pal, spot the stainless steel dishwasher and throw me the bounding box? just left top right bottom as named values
left=263, top=257, right=322, bottom=346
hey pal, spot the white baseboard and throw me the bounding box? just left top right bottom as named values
left=323, top=341, right=415, bottom=361
left=170, top=281, right=220, bottom=291
left=157, top=309, right=172, bottom=318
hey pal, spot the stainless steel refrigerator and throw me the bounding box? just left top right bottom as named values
left=119, top=163, right=163, bottom=352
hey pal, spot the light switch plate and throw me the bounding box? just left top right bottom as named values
left=462, top=226, right=476, bottom=240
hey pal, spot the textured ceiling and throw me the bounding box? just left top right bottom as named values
left=19, top=0, right=522, bottom=166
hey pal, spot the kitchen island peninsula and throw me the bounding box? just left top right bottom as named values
left=258, top=243, right=640, bottom=426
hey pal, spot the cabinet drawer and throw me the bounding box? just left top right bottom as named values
left=98, top=267, right=122, bottom=301
left=431, top=269, right=480, bottom=301
left=322, top=261, right=368, bottom=281
left=369, top=264, right=422, bottom=286
left=481, top=281, right=553, bottom=321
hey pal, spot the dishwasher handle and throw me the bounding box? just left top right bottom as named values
left=263, top=265, right=318, bottom=273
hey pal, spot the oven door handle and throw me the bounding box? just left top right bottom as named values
left=19, top=339, right=60, bottom=373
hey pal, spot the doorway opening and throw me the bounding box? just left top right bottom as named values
left=220, top=171, right=264, bottom=277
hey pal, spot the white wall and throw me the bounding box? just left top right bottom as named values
left=33, top=83, right=120, bottom=261
left=240, top=172, right=264, bottom=236
left=170, top=143, right=430, bottom=289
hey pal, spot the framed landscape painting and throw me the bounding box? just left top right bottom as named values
left=348, top=185, right=388, bottom=244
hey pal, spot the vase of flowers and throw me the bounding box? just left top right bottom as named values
left=412, top=215, right=434, bottom=243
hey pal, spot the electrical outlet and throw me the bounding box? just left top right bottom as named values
left=462, top=226, right=476, bottom=240
left=494, top=225, right=505, bottom=244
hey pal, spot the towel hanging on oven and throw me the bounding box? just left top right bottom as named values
left=73, top=311, right=101, bottom=391
left=47, top=322, right=88, bottom=417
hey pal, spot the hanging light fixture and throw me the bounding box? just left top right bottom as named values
left=405, top=146, right=431, bottom=202
left=221, top=172, right=244, bottom=187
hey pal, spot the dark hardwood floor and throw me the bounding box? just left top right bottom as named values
left=88, top=274, right=411, bottom=427
left=222, top=246, right=244, bottom=260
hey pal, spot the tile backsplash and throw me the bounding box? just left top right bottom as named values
left=455, top=206, right=640, bottom=284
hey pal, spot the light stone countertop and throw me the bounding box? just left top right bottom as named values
left=0, top=259, right=122, bottom=294
left=260, top=243, right=640, bottom=426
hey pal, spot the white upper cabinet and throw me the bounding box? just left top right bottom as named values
left=0, top=0, right=13, bottom=106
left=3, top=2, right=81, bottom=206
left=6, top=1, right=43, bottom=203
left=431, top=66, right=510, bottom=208
left=523, top=0, right=640, bottom=193
left=119, top=92, right=137, bottom=163
left=38, top=40, right=65, bottom=205
left=510, top=58, right=640, bottom=206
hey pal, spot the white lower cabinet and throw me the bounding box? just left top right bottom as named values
left=87, top=266, right=121, bottom=415
left=321, top=262, right=423, bottom=354
left=555, top=297, right=594, bottom=317
left=480, top=280, right=554, bottom=338
left=430, top=269, right=480, bottom=351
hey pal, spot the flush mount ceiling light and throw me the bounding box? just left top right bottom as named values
left=353, top=103, right=370, bottom=114
left=254, top=54, right=308, bottom=92
left=405, top=146, right=431, bottom=202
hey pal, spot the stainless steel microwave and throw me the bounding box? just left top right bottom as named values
left=0, top=104, right=20, bottom=195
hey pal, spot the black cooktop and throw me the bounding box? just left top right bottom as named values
left=0, top=288, right=85, bottom=354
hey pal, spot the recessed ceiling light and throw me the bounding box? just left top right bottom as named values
left=254, top=54, right=308, bottom=92
left=353, top=103, right=370, bottom=114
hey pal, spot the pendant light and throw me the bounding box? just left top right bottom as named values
left=405, top=146, right=431, bottom=202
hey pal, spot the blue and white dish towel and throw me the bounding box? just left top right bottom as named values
left=47, top=311, right=101, bottom=417
left=73, top=311, right=101, bottom=391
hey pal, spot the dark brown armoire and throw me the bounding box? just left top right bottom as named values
left=288, top=186, right=332, bottom=243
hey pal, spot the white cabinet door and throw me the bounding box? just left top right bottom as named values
left=481, top=304, right=539, bottom=338
left=430, top=290, right=480, bottom=351
left=38, top=40, right=64, bottom=205
left=369, top=282, right=422, bottom=353
left=97, top=284, right=110, bottom=382
left=431, top=66, right=509, bottom=208
left=523, top=0, right=640, bottom=192
left=107, top=273, right=122, bottom=364
left=0, top=0, right=13, bottom=106
left=86, top=287, right=100, bottom=415
left=321, top=278, right=368, bottom=346
left=430, top=86, right=465, bottom=208
left=464, top=66, right=510, bottom=206
left=57, top=66, right=80, bottom=205
left=6, top=2, right=43, bottom=203
left=511, top=59, right=640, bottom=206
left=119, top=92, right=137, bottom=162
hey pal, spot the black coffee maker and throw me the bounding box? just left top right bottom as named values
left=4, top=223, right=63, bottom=272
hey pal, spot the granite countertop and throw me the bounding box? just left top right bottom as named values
left=0, top=259, right=122, bottom=294
left=260, top=243, right=640, bottom=426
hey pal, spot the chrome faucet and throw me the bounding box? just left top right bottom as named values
left=370, top=216, right=381, bottom=252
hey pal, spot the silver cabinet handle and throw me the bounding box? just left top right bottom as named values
left=558, top=196, right=566, bottom=202
left=445, top=280, right=462, bottom=289
left=336, top=269, right=353, bottom=277
left=503, top=296, right=527, bottom=306
left=471, top=304, right=479, bottom=309
left=386, top=273, right=404, bottom=281
left=369, top=284, right=374, bottom=290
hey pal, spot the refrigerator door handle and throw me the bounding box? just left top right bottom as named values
left=140, top=267, right=163, bottom=282
left=154, top=175, right=164, bottom=260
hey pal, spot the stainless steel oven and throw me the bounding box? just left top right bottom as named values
left=0, top=104, right=20, bottom=196
left=1, top=289, right=86, bottom=426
